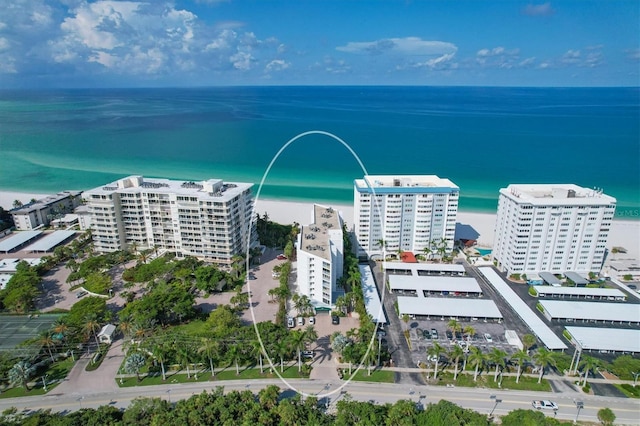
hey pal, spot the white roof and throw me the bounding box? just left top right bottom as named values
left=97, top=324, right=117, bottom=337
left=359, top=265, right=387, bottom=324
left=534, top=286, right=625, bottom=298
left=0, top=258, right=42, bottom=273
left=0, top=231, right=43, bottom=252
left=0, top=274, right=12, bottom=289
left=500, top=184, right=616, bottom=206
left=383, top=262, right=465, bottom=274
left=566, top=327, right=640, bottom=353
left=397, top=296, right=502, bottom=318
left=540, top=300, right=640, bottom=323
left=389, top=275, right=481, bottom=293
left=478, top=267, right=567, bottom=350
left=25, top=231, right=76, bottom=252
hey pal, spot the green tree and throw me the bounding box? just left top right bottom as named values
left=533, top=348, right=556, bottom=384
left=488, top=348, right=507, bottom=382
left=175, top=343, right=194, bottom=379
left=226, top=342, right=244, bottom=375
left=597, top=407, right=616, bottom=425
left=124, top=352, right=146, bottom=382
left=468, top=346, right=486, bottom=381
left=510, top=349, right=530, bottom=383
left=522, top=334, right=537, bottom=352
left=8, top=360, right=35, bottom=391
left=149, top=339, right=172, bottom=381
left=448, top=344, right=464, bottom=380
left=38, top=332, right=57, bottom=362
left=289, top=330, right=307, bottom=372
left=427, top=342, right=445, bottom=380
left=501, top=409, right=561, bottom=426
left=198, top=338, right=220, bottom=377
left=82, top=313, right=102, bottom=347
left=579, top=355, right=601, bottom=387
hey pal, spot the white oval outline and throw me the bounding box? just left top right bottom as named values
left=244, top=130, right=388, bottom=399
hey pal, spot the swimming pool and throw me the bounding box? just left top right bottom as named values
left=476, top=248, right=492, bottom=256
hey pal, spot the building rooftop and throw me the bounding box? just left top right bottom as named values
left=500, top=184, right=616, bottom=206
left=25, top=231, right=76, bottom=252
left=389, top=275, right=482, bottom=293
left=539, top=300, right=640, bottom=323
left=355, top=175, right=459, bottom=193
left=299, top=205, right=342, bottom=261
left=10, top=191, right=82, bottom=214
left=359, top=265, right=387, bottom=324
left=565, top=327, right=640, bottom=353
left=398, top=296, right=503, bottom=319
left=84, top=175, right=252, bottom=203
left=0, top=231, right=43, bottom=253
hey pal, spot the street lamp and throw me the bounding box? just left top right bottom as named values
left=42, top=374, right=49, bottom=393
left=167, top=389, right=171, bottom=404
left=632, top=371, right=640, bottom=387
left=489, top=395, right=502, bottom=417
left=574, top=400, right=584, bottom=424
left=377, top=334, right=382, bottom=366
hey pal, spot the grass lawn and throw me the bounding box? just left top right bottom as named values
left=0, top=358, right=75, bottom=399
left=429, top=371, right=551, bottom=392
left=347, top=369, right=395, bottom=383
left=118, top=365, right=308, bottom=387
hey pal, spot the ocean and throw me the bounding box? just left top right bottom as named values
left=0, top=86, right=638, bottom=217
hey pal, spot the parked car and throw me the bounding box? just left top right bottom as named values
left=297, top=317, right=305, bottom=326
left=532, top=400, right=558, bottom=410
left=446, top=330, right=453, bottom=340
left=309, top=317, right=316, bottom=325
left=431, top=329, right=438, bottom=339
left=302, top=350, right=315, bottom=359
left=287, top=317, right=295, bottom=328
left=422, top=330, right=431, bottom=339
left=484, top=333, right=493, bottom=343
left=277, top=254, right=287, bottom=260
left=76, top=291, right=88, bottom=299
left=331, top=315, right=340, bottom=325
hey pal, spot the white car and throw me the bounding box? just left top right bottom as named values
left=484, top=333, right=493, bottom=343
left=532, top=400, right=558, bottom=410
left=309, top=317, right=316, bottom=325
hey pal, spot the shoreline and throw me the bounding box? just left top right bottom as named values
left=2, top=190, right=638, bottom=259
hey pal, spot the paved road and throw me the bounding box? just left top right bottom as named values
left=3, top=378, right=639, bottom=424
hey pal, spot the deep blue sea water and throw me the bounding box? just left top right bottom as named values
left=0, top=86, right=638, bottom=217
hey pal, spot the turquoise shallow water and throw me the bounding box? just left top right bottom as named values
left=0, top=86, right=638, bottom=217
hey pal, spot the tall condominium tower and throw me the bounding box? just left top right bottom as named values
left=296, top=205, right=344, bottom=309
left=353, top=175, right=459, bottom=259
left=83, top=176, right=256, bottom=264
left=492, top=184, right=616, bottom=275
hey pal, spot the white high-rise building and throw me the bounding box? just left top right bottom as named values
left=354, top=175, right=459, bottom=259
left=296, top=205, right=343, bottom=309
left=11, top=191, right=82, bottom=231
left=492, top=184, right=616, bottom=276
left=83, top=176, right=256, bottom=264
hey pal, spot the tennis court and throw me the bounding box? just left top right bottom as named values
left=0, top=314, right=62, bottom=350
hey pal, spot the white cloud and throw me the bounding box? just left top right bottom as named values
left=625, top=48, right=640, bottom=61
left=337, top=37, right=457, bottom=57
left=265, top=59, right=290, bottom=72
left=523, top=2, right=555, bottom=17
left=475, top=46, right=521, bottom=68
left=0, top=38, right=10, bottom=52
left=230, top=51, right=253, bottom=70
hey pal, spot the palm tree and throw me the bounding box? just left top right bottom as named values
left=448, top=345, right=464, bottom=380
left=150, top=340, right=172, bottom=381
left=468, top=346, right=486, bottom=381
left=427, top=342, right=445, bottom=380
left=510, top=349, right=530, bottom=384
left=175, top=344, right=193, bottom=379
left=82, top=314, right=102, bottom=348
left=488, top=348, right=507, bottom=382
left=422, top=245, right=432, bottom=260
left=447, top=319, right=461, bottom=337
left=226, top=342, right=243, bottom=375
left=463, top=326, right=475, bottom=342
left=38, top=332, right=57, bottom=362
left=198, top=338, right=220, bottom=378
left=579, top=355, right=601, bottom=387
left=289, top=330, right=307, bottom=372
left=522, top=334, right=537, bottom=352
left=532, top=348, right=556, bottom=384
left=303, top=324, right=318, bottom=348
left=12, top=200, right=23, bottom=209
left=334, top=295, right=348, bottom=315
left=249, top=339, right=266, bottom=374
left=273, top=338, right=291, bottom=373
left=124, top=352, right=146, bottom=382
left=8, top=361, right=35, bottom=391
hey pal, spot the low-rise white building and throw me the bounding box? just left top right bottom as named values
left=296, top=205, right=343, bottom=309
left=83, top=176, right=256, bottom=264
left=492, top=184, right=616, bottom=276
left=11, top=191, right=82, bottom=231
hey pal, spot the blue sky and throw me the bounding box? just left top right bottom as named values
left=1, top=0, right=638, bottom=88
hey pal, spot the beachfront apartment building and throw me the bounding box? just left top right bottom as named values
left=492, top=184, right=616, bottom=276
left=353, top=175, right=459, bottom=260
left=296, top=205, right=344, bottom=309
left=11, top=191, right=83, bottom=231
left=83, top=176, right=256, bottom=265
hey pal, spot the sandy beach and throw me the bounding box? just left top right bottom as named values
left=2, top=190, right=638, bottom=259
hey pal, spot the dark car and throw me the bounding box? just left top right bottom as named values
left=422, top=330, right=431, bottom=339
left=446, top=331, right=453, bottom=340
left=430, top=328, right=438, bottom=339
left=331, top=315, right=340, bottom=325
